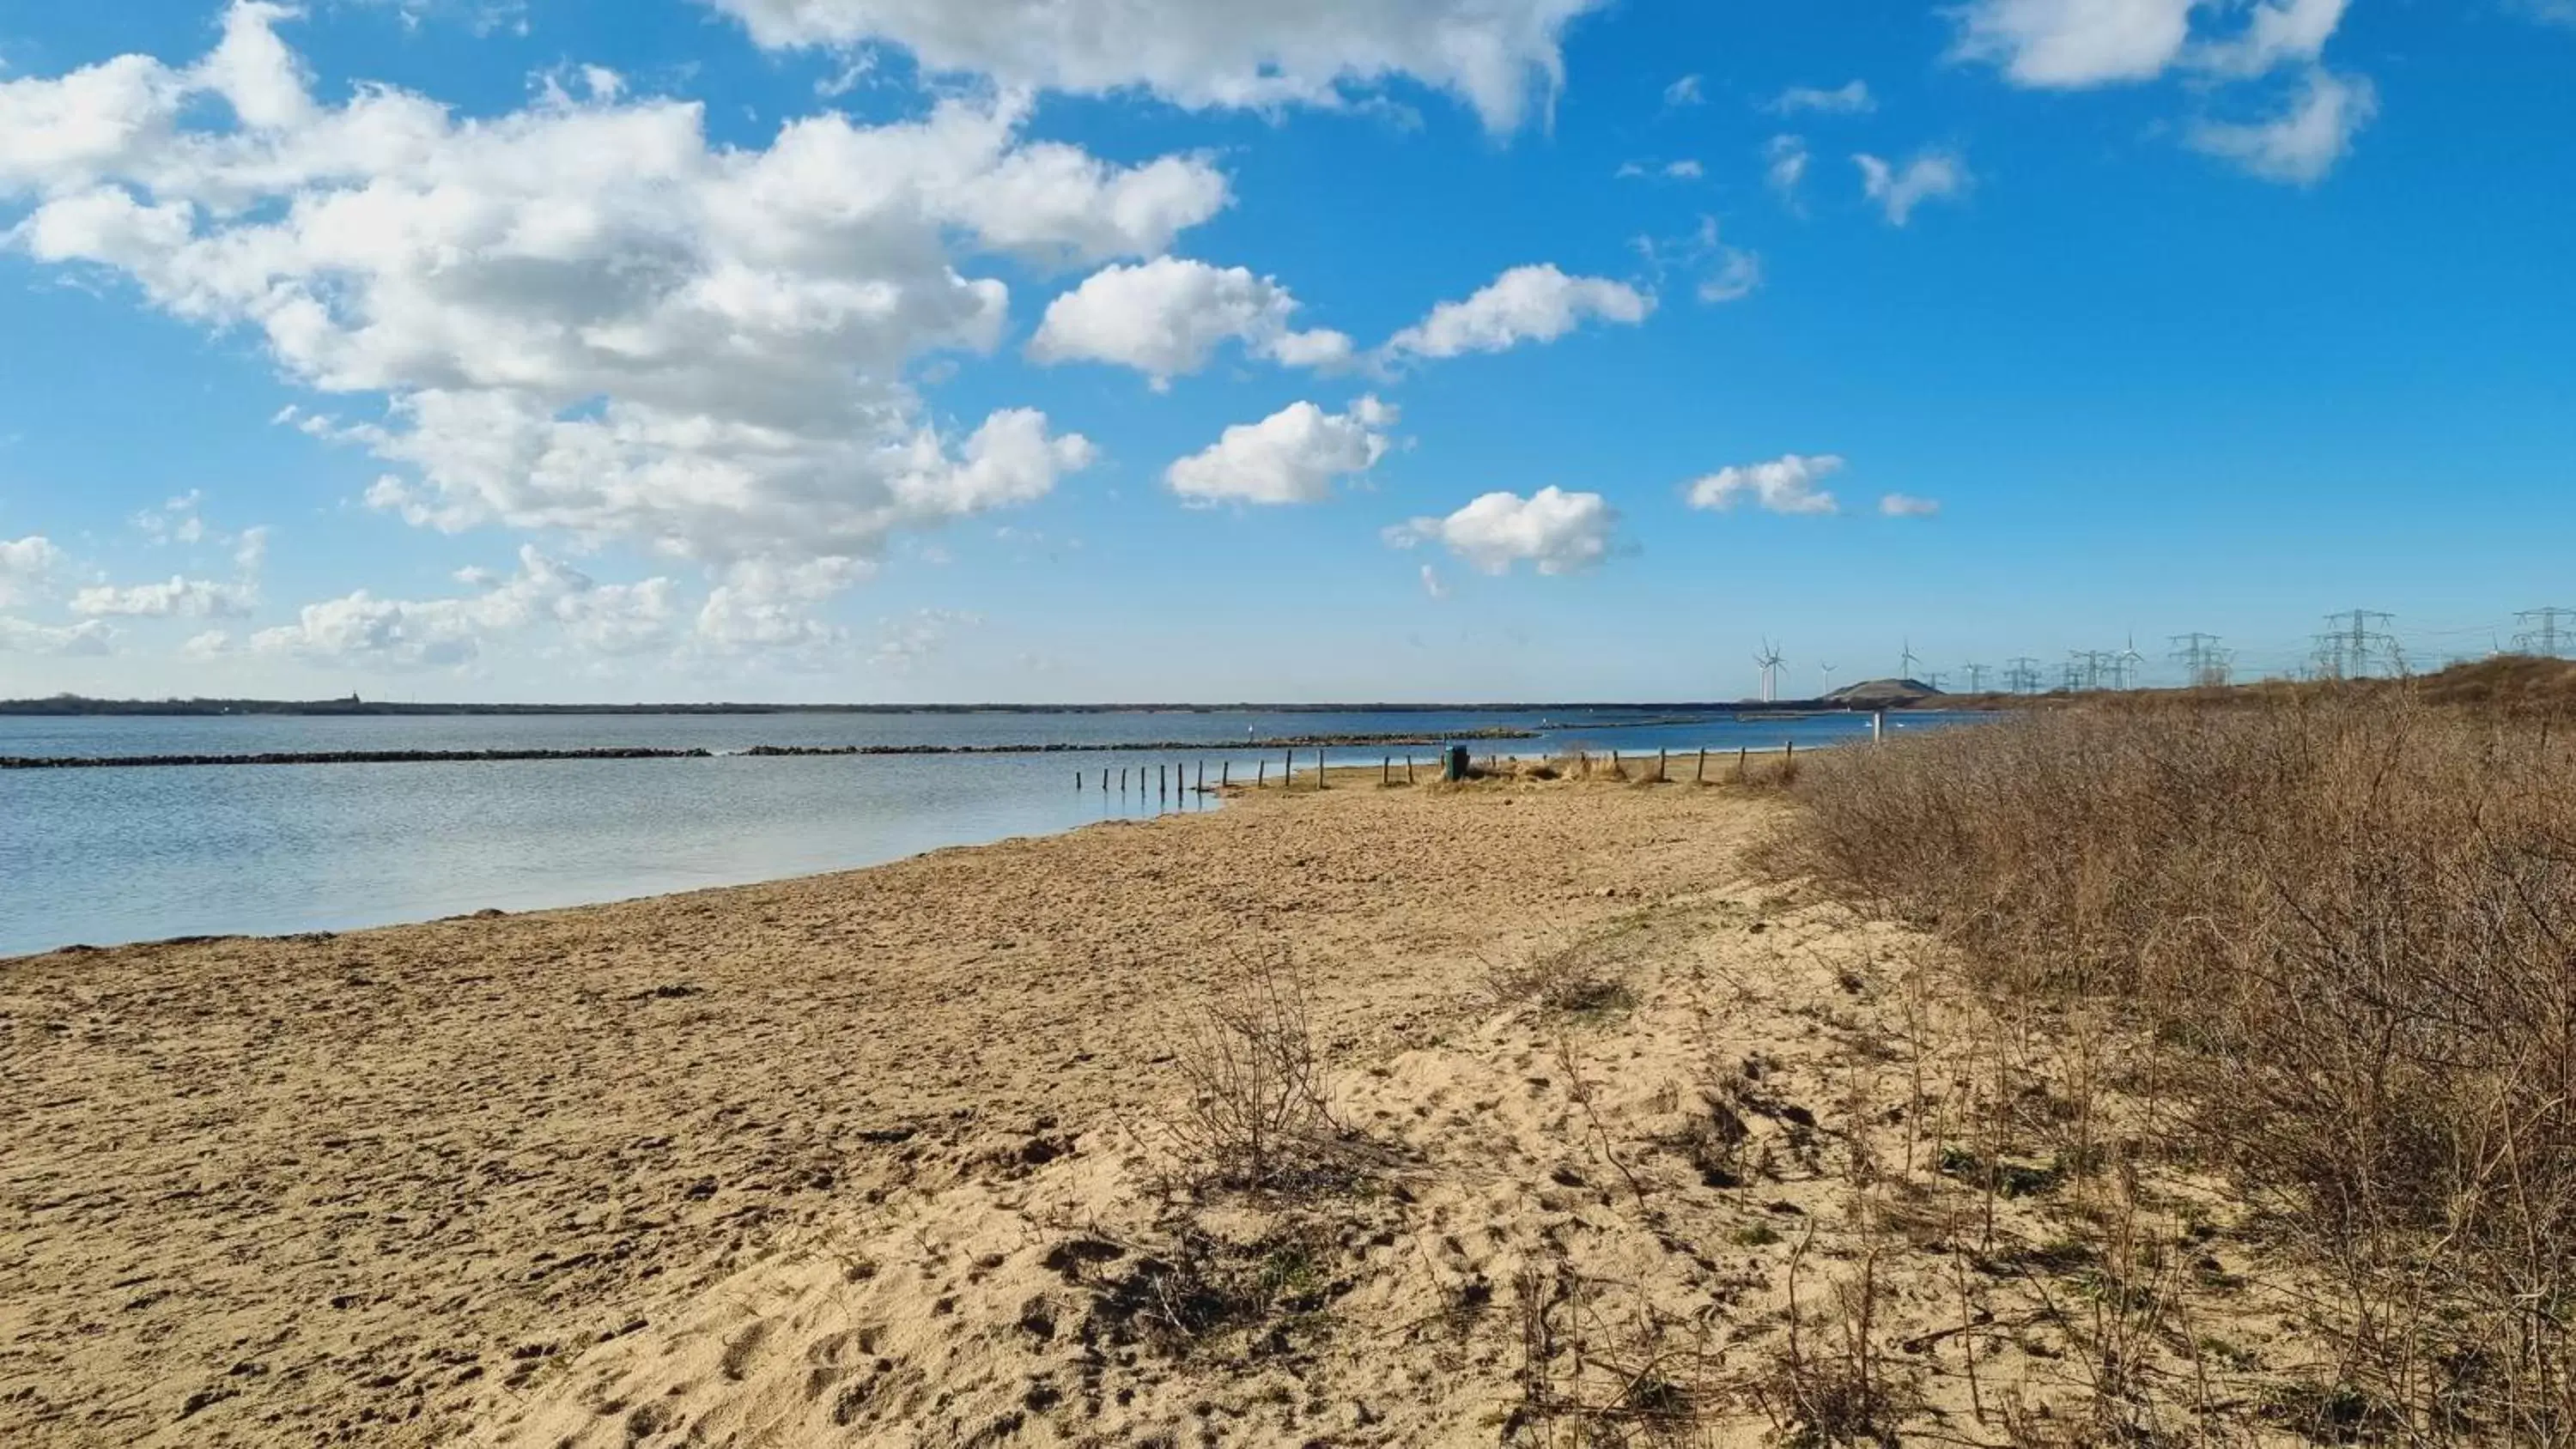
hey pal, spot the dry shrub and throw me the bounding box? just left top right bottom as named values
left=1776, top=695, right=2576, bottom=1441
left=1163, top=953, right=1352, bottom=1193
left=1740, top=1221, right=1920, bottom=1448
left=1485, top=929, right=1641, bottom=1019
left=1508, top=1265, right=1726, bottom=1447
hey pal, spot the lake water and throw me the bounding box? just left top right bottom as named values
left=0, top=707, right=1979, bottom=957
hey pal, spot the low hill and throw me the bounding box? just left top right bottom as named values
left=1823, top=676, right=1944, bottom=708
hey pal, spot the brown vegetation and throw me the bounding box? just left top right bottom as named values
left=1944, top=652, right=2576, bottom=718
left=1777, top=694, right=2576, bottom=1441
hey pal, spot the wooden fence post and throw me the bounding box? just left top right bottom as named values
left=1382, top=756, right=1390, bottom=786
left=1406, top=755, right=1416, bottom=785
left=1736, top=747, right=1747, bottom=782
left=1258, top=761, right=1267, bottom=787
left=1221, top=761, right=1230, bottom=788
left=1656, top=748, right=1667, bottom=783
left=1696, top=747, right=1706, bottom=783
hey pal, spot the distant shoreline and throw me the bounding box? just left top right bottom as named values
left=0, top=729, right=1544, bottom=771
left=0, top=696, right=1923, bottom=718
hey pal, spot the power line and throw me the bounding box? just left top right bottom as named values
left=2170, top=633, right=2230, bottom=688
left=2517, top=608, right=2576, bottom=658
left=2004, top=658, right=2043, bottom=694
left=1959, top=662, right=1991, bottom=694
left=2320, top=609, right=2397, bottom=679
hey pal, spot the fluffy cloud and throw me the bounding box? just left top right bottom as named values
left=2189, top=68, right=2377, bottom=185
left=705, top=0, right=1606, bottom=133
left=1663, top=75, right=1704, bottom=107
left=0, top=615, right=115, bottom=656
left=0, top=6, right=1198, bottom=621
left=1770, top=80, right=1874, bottom=114
left=1386, top=486, right=1615, bottom=575
left=1027, top=257, right=1352, bottom=386
left=1856, top=151, right=1970, bottom=225
left=2194, top=0, right=2348, bottom=76
left=247, top=546, right=677, bottom=669
left=70, top=575, right=258, bottom=619
left=1950, top=0, right=2200, bottom=87
left=0, top=535, right=64, bottom=605
left=1951, top=0, right=2368, bottom=181
left=1384, top=264, right=1652, bottom=362
left=1880, top=493, right=1942, bottom=518
left=1165, top=397, right=1396, bottom=506
left=1685, top=454, right=1845, bottom=515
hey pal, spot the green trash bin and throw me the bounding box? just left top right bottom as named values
left=1443, top=744, right=1472, bottom=782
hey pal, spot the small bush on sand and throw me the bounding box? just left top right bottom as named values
left=1163, top=953, right=1354, bottom=1194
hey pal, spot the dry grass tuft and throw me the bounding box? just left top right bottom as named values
left=1775, top=695, right=2576, bottom=1441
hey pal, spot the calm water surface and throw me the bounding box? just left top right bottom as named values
left=0, top=708, right=1979, bottom=956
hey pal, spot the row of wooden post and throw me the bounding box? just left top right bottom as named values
left=1080, top=738, right=1803, bottom=794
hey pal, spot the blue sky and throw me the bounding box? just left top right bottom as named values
left=0, top=0, right=2569, bottom=702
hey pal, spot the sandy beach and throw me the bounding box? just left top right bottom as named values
left=3, top=774, right=2327, bottom=1446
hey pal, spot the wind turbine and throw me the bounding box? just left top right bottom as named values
left=1819, top=660, right=1839, bottom=696
left=2117, top=632, right=2146, bottom=691
left=1754, top=640, right=1786, bottom=703
left=1899, top=638, right=1923, bottom=681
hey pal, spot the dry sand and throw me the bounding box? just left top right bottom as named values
left=2, top=773, right=2334, bottom=1446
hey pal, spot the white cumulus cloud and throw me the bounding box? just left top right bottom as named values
left=2189, top=67, right=2377, bottom=185
left=0, top=4, right=1193, bottom=623
left=704, top=0, right=1607, bottom=133
left=1166, top=397, right=1396, bottom=506
left=1951, top=0, right=2370, bottom=182
left=1386, top=486, right=1615, bottom=575
left=1880, top=493, right=1942, bottom=518
left=1951, top=0, right=2200, bottom=88
left=0, top=535, right=64, bottom=605
left=1028, top=257, right=1352, bottom=386
left=2193, top=0, right=2349, bottom=76
left=249, top=546, right=678, bottom=669
left=0, top=615, right=116, bottom=656
left=70, top=575, right=258, bottom=619
left=1856, top=151, right=1971, bottom=225
left=1685, top=454, right=1845, bottom=515
left=1384, top=264, right=1652, bottom=362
